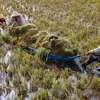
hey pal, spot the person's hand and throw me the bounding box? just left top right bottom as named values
left=86, top=52, right=89, bottom=55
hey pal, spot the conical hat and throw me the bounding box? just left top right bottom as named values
left=11, top=11, right=21, bottom=18
left=0, top=14, right=5, bottom=19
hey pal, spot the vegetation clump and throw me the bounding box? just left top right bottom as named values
left=49, top=38, right=78, bottom=57
left=6, top=23, right=39, bottom=46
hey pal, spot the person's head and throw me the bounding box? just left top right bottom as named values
left=12, top=16, right=19, bottom=21
left=0, top=14, right=6, bottom=28
left=11, top=11, right=21, bottom=21
left=0, top=14, right=5, bottom=19
left=0, top=14, right=5, bottom=23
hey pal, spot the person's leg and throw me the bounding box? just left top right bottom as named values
left=82, top=55, right=98, bottom=70
left=73, top=57, right=84, bottom=72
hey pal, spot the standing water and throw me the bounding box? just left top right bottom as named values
left=0, top=27, right=4, bottom=36
left=0, top=50, right=12, bottom=99
left=3, top=50, right=12, bottom=65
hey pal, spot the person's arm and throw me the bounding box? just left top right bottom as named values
left=0, top=22, right=2, bottom=26
left=9, top=18, right=14, bottom=26
left=88, top=46, right=100, bottom=55
left=0, top=22, right=4, bottom=28
left=3, top=19, right=6, bottom=22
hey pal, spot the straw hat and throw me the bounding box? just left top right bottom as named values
left=0, top=14, right=5, bottom=19
left=11, top=11, right=21, bottom=18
